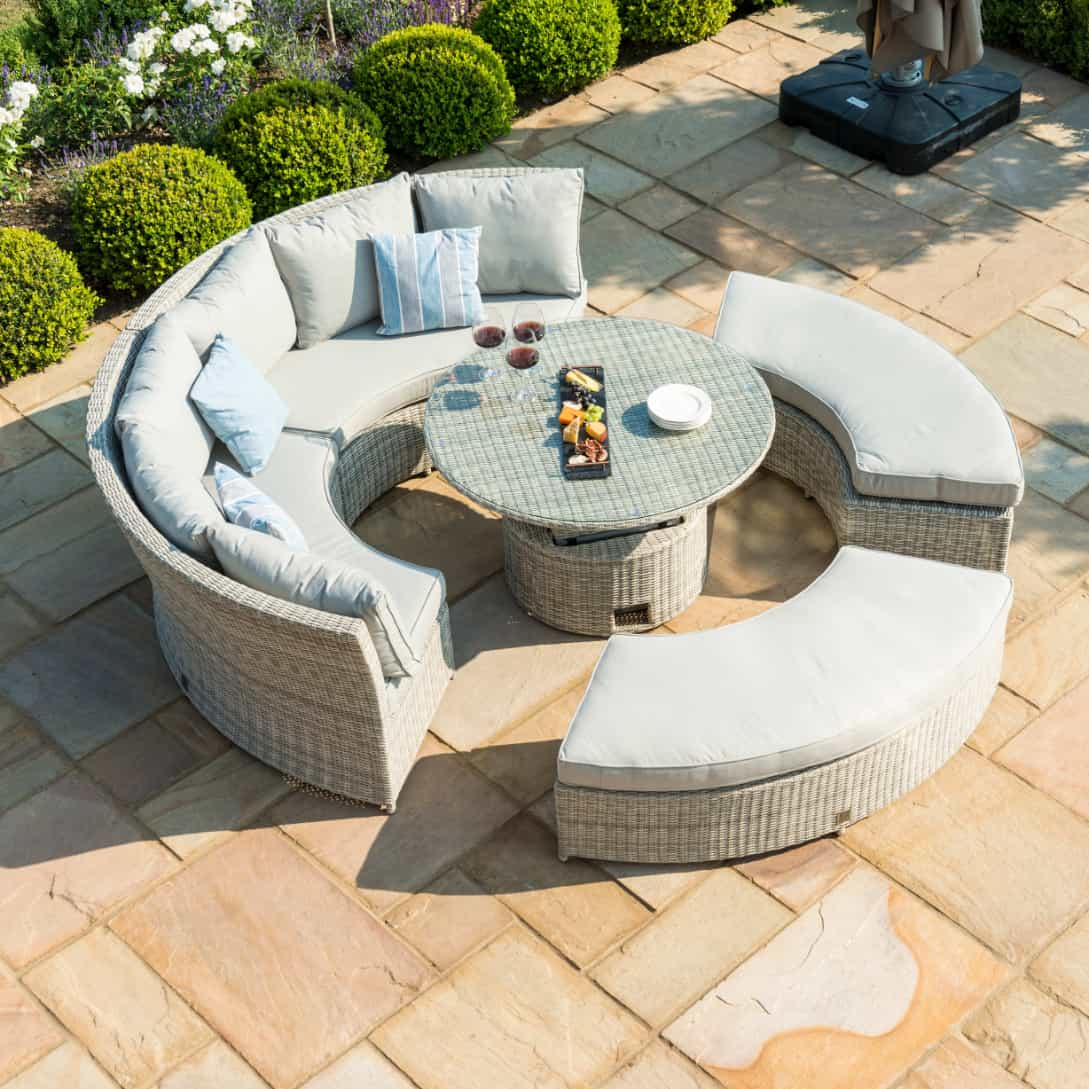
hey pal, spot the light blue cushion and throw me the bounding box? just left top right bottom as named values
left=214, top=463, right=307, bottom=551
left=190, top=333, right=288, bottom=474
left=373, top=227, right=485, bottom=336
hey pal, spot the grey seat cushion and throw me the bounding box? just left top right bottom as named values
left=414, top=168, right=584, bottom=298
left=714, top=272, right=1024, bottom=508
left=266, top=173, right=417, bottom=349
left=265, top=290, right=586, bottom=445
left=115, top=313, right=220, bottom=558
left=172, top=228, right=297, bottom=370
left=204, top=430, right=444, bottom=677
left=557, top=545, right=1012, bottom=793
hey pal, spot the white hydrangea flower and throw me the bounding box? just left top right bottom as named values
left=29, top=134, right=44, bottom=148
left=210, top=57, right=227, bottom=75
left=6, top=81, right=38, bottom=115
left=208, top=9, right=237, bottom=31
left=119, top=56, right=140, bottom=72
left=171, top=27, right=195, bottom=52
left=191, top=22, right=211, bottom=37
left=225, top=31, right=254, bottom=53
left=191, top=37, right=220, bottom=55
left=127, top=26, right=164, bottom=61
left=0, top=107, right=15, bottom=128
left=122, top=73, right=146, bottom=95
left=184, top=0, right=210, bottom=9
left=149, top=61, right=166, bottom=76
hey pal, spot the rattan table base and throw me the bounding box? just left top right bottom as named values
left=503, top=508, right=709, bottom=636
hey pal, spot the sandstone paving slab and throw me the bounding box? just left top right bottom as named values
left=1022, top=438, right=1089, bottom=504
left=417, top=144, right=515, bottom=175
left=0, top=595, right=178, bottom=759
left=591, top=868, right=791, bottom=1027
left=854, top=163, right=988, bottom=223
left=0, top=771, right=175, bottom=968
left=82, top=701, right=228, bottom=807
left=688, top=312, right=717, bottom=336
left=1011, top=415, right=1045, bottom=450
left=371, top=927, right=646, bottom=1089
left=581, top=194, right=607, bottom=222
left=967, top=685, right=1037, bottom=757
left=580, top=75, right=778, bottom=178
left=1051, top=199, right=1089, bottom=243
left=468, top=681, right=585, bottom=805
left=24, top=929, right=212, bottom=1089
left=1027, top=93, right=1089, bottom=156
left=0, top=448, right=91, bottom=533
left=1024, top=283, right=1089, bottom=337
left=431, top=575, right=604, bottom=750
left=664, top=867, right=1006, bottom=1089
left=964, top=978, right=1089, bottom=1089
left=960, top=315, right=1089, bottom=453
left=902, top=1037, right=1026, bottom=1089
left=5, top=519, right=142, bottom=623
left=27, top=384, right=91, bottom=465
left=275, top=734, right=518, bottom=913
left=757, top=120, right=869, bottom=175
left=585, top=75, right=657, bottom=114
left=904, top=314, right=970, bottom=353
left=0, top=486, right=113, bottom=576
left=667, top=133, right=798, bottom=206
left=111, top=827, right=434, bottom=1089
left=749, top=0, right=857, bottom=43
left=0, top=702, right=67, bottom=813
left=844, top=749, right=1089, bottom=962
left=618, top=184, right=702, bottom=230
left=844, top=283, right=912, bottom=320
left=298, top=1042, right=414, bottom=1089
left=723, top=161, right=941, bottom=278
left=494, top=96, right=609, bottom=160
left=1018, top=69, right=1087, bottom=127
left=665, top=259, right=731, bottom=314
left=615, top=286, right=707, bottom=327
left=1003, top=584, right=1089, bottom=708
left=711, top=37, right=827, bottom=100
left=1069, top=486, right=1089, bottom=519
left=942, top=132, right=1089, bottom=222
left=602, top=1041, right=720, bottom=1089
left=667, top=207, right=800, bottom=275
left=982, top=45, right=1039, bottom=78
left=0, top=399, right=53, bottom=473
left=530, top=142, right=654, bottom=206
left=157, top=1040, right=269, bottom=1089
left=385, top=866, right=512, bottom=972
left=663, top=593, right=775, bottom=633
left=0, top=589, right=43, bottom=660
left=1, top=321, right=119, bottom=414
left=736, top=837, right=856, bottom=911
left=0, top=969, right=65, bottom=1084
left=713, top=18, right=778, bottom=53
left=2, top=1041, right=119, bottom=1089
left=1031, top=910, right=1089, bottom=1018
left=621, top=41, right=735, bottom=92
left=1071, top=261, right=1089, bottom=291
left=996, top=676, right=1089, bottom=823
left=462, top=813, right=651, bottom=967
left=774, top=255, right=855, bottom=293
left=137, top=746, right=291, bottom=859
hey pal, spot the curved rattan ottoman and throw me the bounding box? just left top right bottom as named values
left=85, top=190, right=468, bottom=810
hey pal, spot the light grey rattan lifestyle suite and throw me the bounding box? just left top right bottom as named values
left=86, top=172, right=586, bottom=811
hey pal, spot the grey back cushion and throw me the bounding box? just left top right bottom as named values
left=207, top=521, right=424, bottom=678
left=115, top=313, right=221, bottom=557
left=172, top=228, right=297, bottom=370
left=414, top=168, right=584, bottom=298
left=266, top=173, right=417, bottom=349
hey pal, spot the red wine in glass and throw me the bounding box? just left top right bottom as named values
left=507, top=345, right=539, bottom=370
left=473, top=324, right=506, bottom=348
left=513, top=320, right=545, bottom=343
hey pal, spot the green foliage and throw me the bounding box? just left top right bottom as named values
left=353, top=24, right=515, bottom=159
left=616, top=0, right=735, bottom=44
left=0, top=24, right=36, bottom=70
left=981, top=0, right=1089, bottom=81
left=24, top=63, right=132, bottom=152
left=474, top=0, right=620, bottom=98
left=214, top=93, right=388, bottom=220
left=71, top=143, right=251, bottom=294
left=215, top=77, right=372, bottom=145
left=22, top=0, right=166, bottom=66
left=0, top=227, right=100, bottom=384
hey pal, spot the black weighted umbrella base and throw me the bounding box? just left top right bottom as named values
left=778, top=49, right=1021, bottom=175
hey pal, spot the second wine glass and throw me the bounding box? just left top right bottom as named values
left=507, top=302, right=544, bottom=403
left=472, top=306, right=507, bottom=379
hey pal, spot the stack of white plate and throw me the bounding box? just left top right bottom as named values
left=647, top=384, right=713, bottom=432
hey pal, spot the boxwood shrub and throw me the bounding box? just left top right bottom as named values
left=213, top=79, right=388, bottom=219
left=353, top=25, right=516, bottom=159
left=24, top=62, right=133, bottom=152
left=617, top=0, right=735, bottom=45
left=474, top=0, right=621, bottom=99
left=982, top=0, right=1089, bottom=82
left=0, top=228, right=100, bottom=384
left=71, top=144, right=252, bottom=295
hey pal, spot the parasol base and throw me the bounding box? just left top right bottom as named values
left=778, top=49, right=1021, bottom=175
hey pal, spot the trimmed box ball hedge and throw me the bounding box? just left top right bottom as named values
left=982, top=0, right=1089, bottom=82
left=71, top=144, right=252, bottom=295
left=214, top=80, right=388, bottom=220
left=618, top=0, right=735, bottom=45
left=353, top=25, right=516, bottom=159
left=474, top=0, right=621, bottom=98
left=0, top=228, right=100, bottom=384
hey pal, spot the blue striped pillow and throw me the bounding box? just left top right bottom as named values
left=372, top=227, right=486, bottom=336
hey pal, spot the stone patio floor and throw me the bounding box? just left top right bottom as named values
left=4, top=1, right=1089, bottom=1086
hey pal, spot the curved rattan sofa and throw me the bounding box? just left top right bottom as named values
left=553, top=272, right=1024, bottom=864
left=87, top=169, right=586, bottom=810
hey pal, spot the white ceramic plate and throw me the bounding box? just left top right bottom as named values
left=647, top=384, right=713, bottom=431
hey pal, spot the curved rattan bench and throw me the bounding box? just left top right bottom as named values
left=87, top=173, right=586, bottom=810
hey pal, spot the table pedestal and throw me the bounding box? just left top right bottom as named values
left=502, top=508, right=709, bottom=637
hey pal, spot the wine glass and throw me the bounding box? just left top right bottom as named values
left=507, top=302, right=544, bottom=403
left=512, top=301, right=546, bottom=345
left=472, top=306, right=506, bottom=379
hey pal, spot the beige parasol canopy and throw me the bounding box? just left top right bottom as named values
left=856, top=0, right=984, bottom=81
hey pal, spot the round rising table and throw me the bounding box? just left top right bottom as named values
left=424, top=318, right=775, bottom=635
